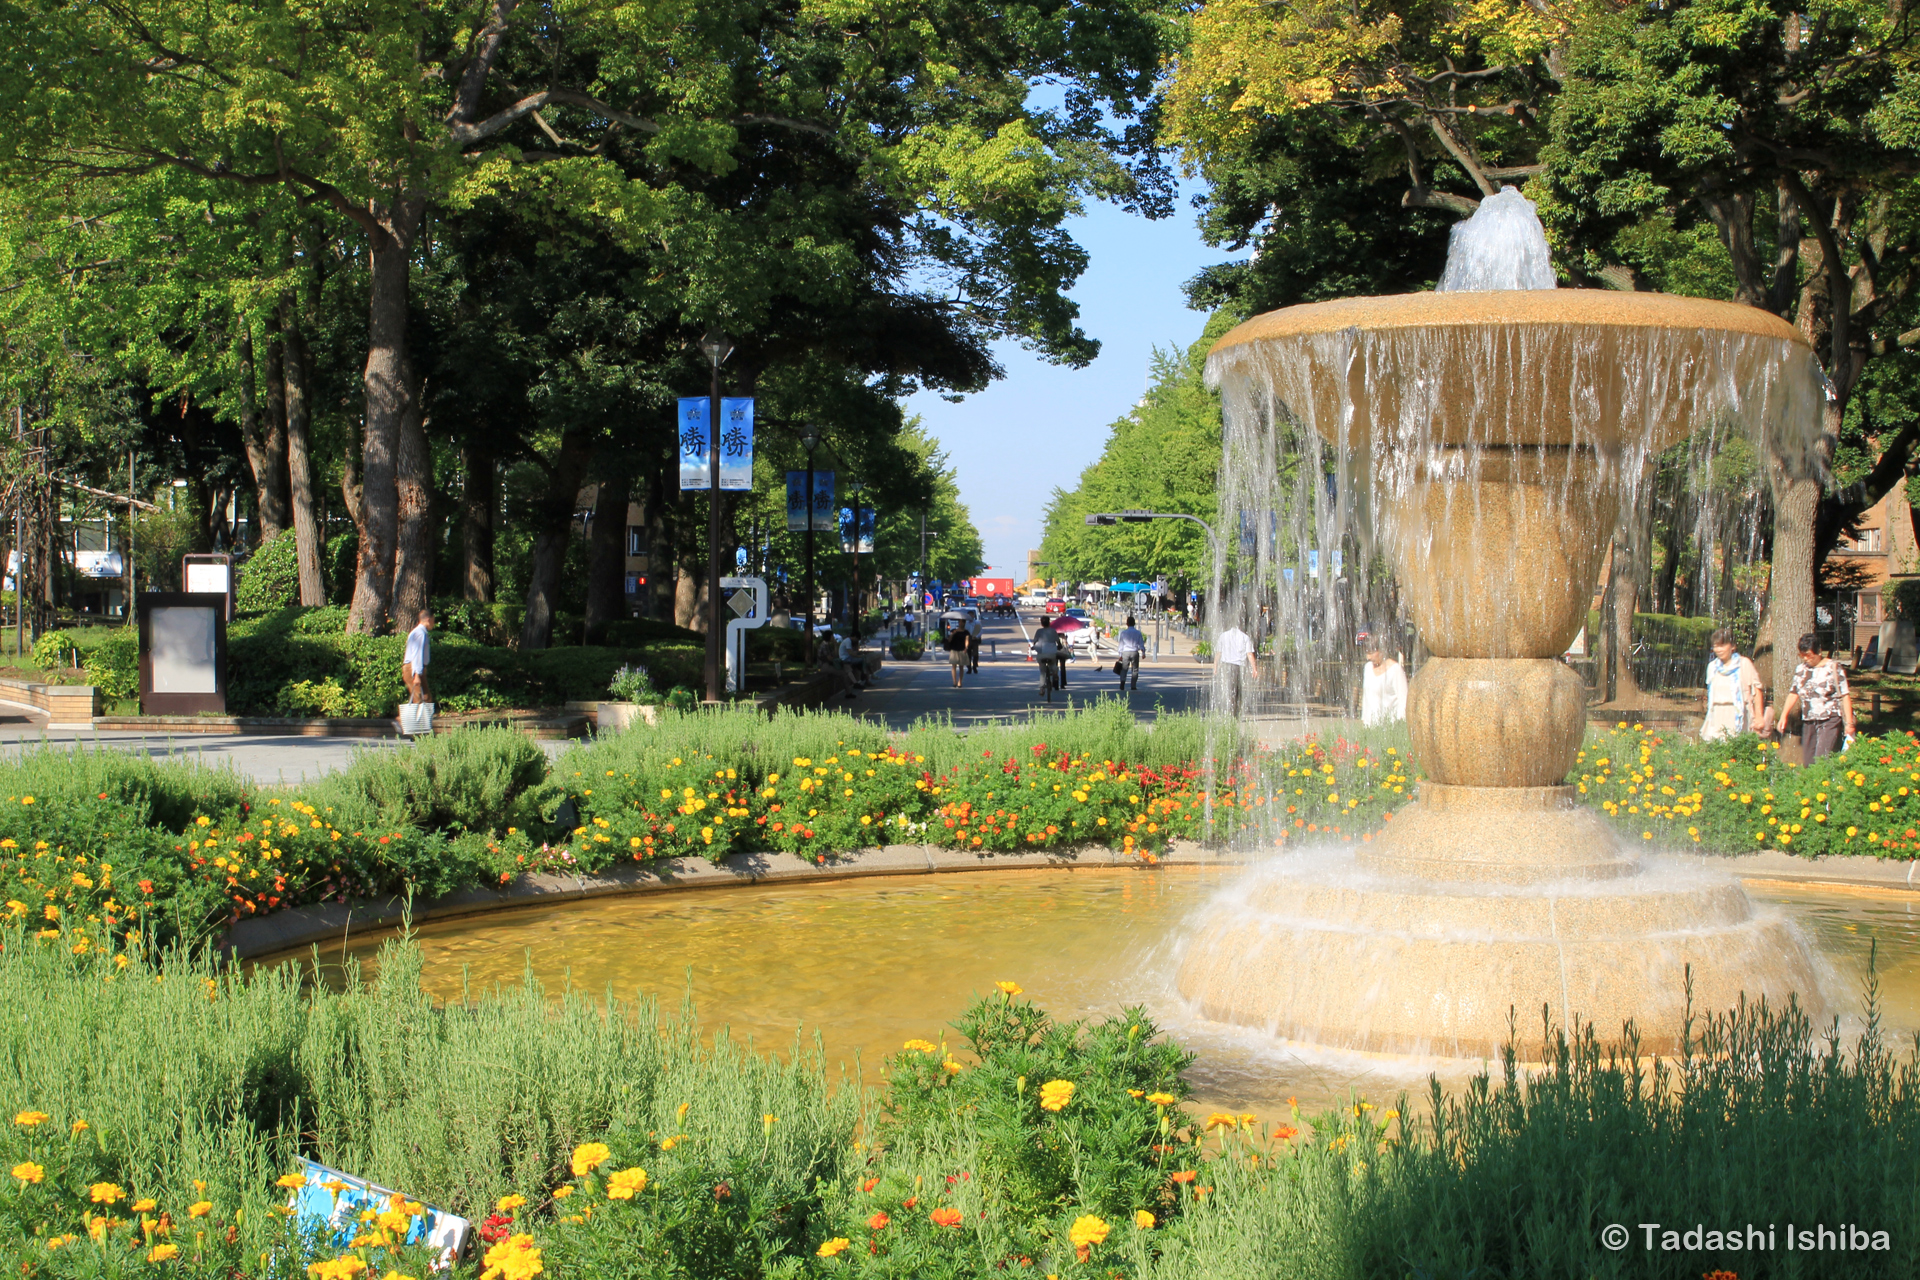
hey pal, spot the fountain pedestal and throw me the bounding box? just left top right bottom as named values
left=1178, top=290, right=1828, bottom=1058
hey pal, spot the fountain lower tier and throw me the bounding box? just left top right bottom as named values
left=1176, top=810, right=1827, bottom=1059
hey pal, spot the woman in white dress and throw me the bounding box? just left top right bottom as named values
left=1361, top=639, right=1408, bottom=727
left=1700, top=627, right=1764, bottom=741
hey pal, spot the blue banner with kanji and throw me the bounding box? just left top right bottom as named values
left=719, top=397, right=754, bottom=491
left=786, top=470, right=836, bottom=531
left=677, top=397, right=710, bottom=491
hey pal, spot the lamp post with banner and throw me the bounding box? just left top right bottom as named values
left=701, top=332, right=732, bottom=702
left=802, top=431, right=818, bottom=635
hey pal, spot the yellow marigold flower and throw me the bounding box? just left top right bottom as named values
left=995, top=981, right=1023, bottom=997
left=188, top=1201, right=213, bottom=1218
left=147, top=1244, right=180, bottom=1262
left=902, top=1039, right=937, bottom=1054
left=1039, top=1080, right=1076, bottom=1112
left=1069, top=1215, right=1110, bottom=1249
left=1134, top=1209, right=1155, bottom=1229
left=570, top=1143, right=612, bottom=1176
left=1204, top=1112, right=1237, bottom=1131
left=480, top=1233, right=543, bottom=1280
left=605, top=1167, right=649, bottom=1199
left=817, top=1237, right=852, bottom=1257
left=70, top=1119, right=87, bottom=1132
left=131, top=1198, right=156, bottom=1213
left=276, top=1173, right=309, bottom=1189
left=11, top=1161, right=43, bottom=1184
left=496, top=1195, right=527, bottom=1213
left=13, top=1111, right=47, bottom=1127
left=1146, top=1092, right=1175, bottom=1106
left=942, top=1059, right=964, bottom=1074
left=90, top=1182, right=124, bottom=1204
left=552, top=1186, right=573, bottom=1200
left=307, top=1257, right=370, bottom=1280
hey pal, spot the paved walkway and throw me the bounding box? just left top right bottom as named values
left=851, top=608, right=1213, bottom=729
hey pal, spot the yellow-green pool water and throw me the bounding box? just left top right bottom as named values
left=258, top=866, right=1920, bottom=1116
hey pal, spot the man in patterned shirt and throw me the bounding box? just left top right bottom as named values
left=1775, top=632, right=1856, bottom=764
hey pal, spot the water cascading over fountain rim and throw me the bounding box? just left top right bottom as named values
left=1207, top=289, right=1809, bottom=352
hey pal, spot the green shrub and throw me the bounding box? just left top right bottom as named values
left=236, top=529, right=300, bottom=612
left=608, top=663, right=660, bottom=703
left=892, top=636, right=925, bottom=660
left=324, top=530, right=356, bottom=604
left=28, top=630, right=76, bottom=671
left=275, top=676, right=352, bottom=718
left=81, top=627, right=137, bottom=699
left=305, top=726, right=560, bottom=837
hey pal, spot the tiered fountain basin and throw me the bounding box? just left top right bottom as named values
left=1186, top=289, right=1828, bottom=1056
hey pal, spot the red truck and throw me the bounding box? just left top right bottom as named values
left=966, top=577, right=1015, bottom=601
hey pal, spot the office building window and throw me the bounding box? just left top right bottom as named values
left=627, top=525, right=649, bottom=556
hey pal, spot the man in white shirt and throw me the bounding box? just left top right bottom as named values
left=1361, top=639, right=1408, bottom=727
left=402, top=609, right=433, bottom=704
left=1115, top=615, right=1146, bottom=691
left=1214, top=624, right=1257, bottom=717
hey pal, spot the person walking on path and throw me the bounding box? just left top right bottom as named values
left=1214, top=622, right=1257, bottom=717
left=1115, top=615, right=1146, bottom=691
left=1701, top=627, right=1765, bottom=741
left=1360, top=639, right=1407, bottom=726
left=967, top=615, right=982, bottom=674
left=1776, top=632, right=1856, bottom=764
left=402, top=609, right=433, bottom=704
left=1031, top=617, right=1063, bottom=701
left=945, top=620, right=971, bottom=688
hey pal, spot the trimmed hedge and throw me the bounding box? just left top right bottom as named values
left=226, top=608, right=706, bottom=715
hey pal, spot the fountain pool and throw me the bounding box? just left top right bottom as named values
left=257, top=864, right=1920, bottom=1115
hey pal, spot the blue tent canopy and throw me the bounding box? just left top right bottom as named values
left=1110, top=581, right=1154, bottom=593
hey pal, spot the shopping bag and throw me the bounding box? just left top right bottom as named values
left=399, top=701, right=435, bottom=736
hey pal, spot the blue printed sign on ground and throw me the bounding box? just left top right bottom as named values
left=286, top=1157, right=470, bottom=1265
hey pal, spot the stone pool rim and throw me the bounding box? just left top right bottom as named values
left=223, top=843, right=1920, bottom=962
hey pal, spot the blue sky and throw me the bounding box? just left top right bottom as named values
left=904, top=183, right=1227, bottom=580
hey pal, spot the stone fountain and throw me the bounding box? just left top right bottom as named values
left=1177, top=192, right=1828, bottom=1057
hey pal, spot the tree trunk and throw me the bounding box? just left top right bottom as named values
left=460, top=439, right=495, bottom=602
left=235, top=319, right=289, bottom=546
left=584, top=473, right=630, bottom=642
left=281, top=300, right=326, bottom=607
left=391, top=388, right=435, bottom=629
left=346, top=201, right=424, bottom=635
left=1769, top=457, right=1823, bottom=706
left=519, top=429, right=595, bottom=651
left=675, top=567, right=708, bottom=633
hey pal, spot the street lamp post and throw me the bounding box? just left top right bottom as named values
left=801, top=430, right=819, bottom=639
left=701, top=330, right=734, bottom=703
left=846, top=480, right=863, bottom=645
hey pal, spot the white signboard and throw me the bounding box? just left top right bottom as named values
left=150, top=606, right=218, bottom=693
left=184, top=562, right=231, bottom=595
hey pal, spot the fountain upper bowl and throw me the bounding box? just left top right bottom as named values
left=1209, top=289, right=1807, bottom=351
left=1206, top=289, right=1817, bottom=455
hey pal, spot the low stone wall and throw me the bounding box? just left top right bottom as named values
left=0, top=677, right=99, bottom=726
left=224, top=837, right=1230, bottom=959
left=220, top=839, right=1920, bottom=963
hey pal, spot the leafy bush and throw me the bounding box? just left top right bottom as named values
left=81, top=627, right=137, bottom=699
left=892, top=636, right=925, bottom=660
left=275, top=677, right=353, bottom=718
left=28, top=630, right=76, bottom=671
left=608, top=663, right=659, bottom=703
left=236, top=529, right=300, bottom=612
left=306, top=726, right=560, bottom=837
left=324, top=530, right=356, bottom=605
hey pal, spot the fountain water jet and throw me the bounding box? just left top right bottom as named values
left=1179, top=193, right=1829, bottom=1057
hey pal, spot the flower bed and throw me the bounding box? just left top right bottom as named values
left=1576, top=724, right=1920, bottom=857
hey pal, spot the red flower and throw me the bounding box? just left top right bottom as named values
left=930, top=1208, right=963, bottom=1228
left=378, top=836, right=391, bottom=845
left=868, top=1212, right=890, bottom=1230
left=478, top=1213, right=513, bottom=1243
left=138, top=881, right=153, bottom=895
left=714, top=1183, right=732, bottom=1200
